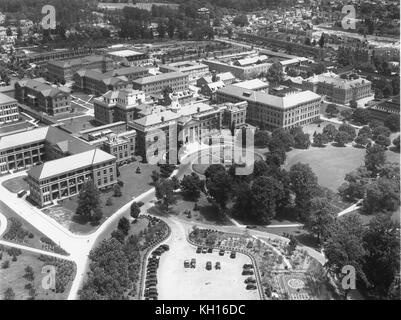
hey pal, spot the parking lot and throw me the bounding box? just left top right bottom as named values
left=156, top=238, right=260, bottom=300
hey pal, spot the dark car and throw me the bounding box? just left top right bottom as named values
left=244, top=277, right=256, bottom=284
left=196, top=247, right=202, bottom=254
left=207, top=247, right=213, bottom=253
left=246, top=225, right=257, bottom=229
left=191, top=258, right=196, bottom=268
left=230, top=251, right=236, bottom=259
left=160, top=244, right=169, bottom=251
left=202, top=248, right=207, bottom=254
left=243, top=264, right=253, bottom=269
left=215, top=262, right=221, bottom=270
left=206, top=261, right=212, bottom=270
left=242, top=269, right=254, bottom=276
left=246, top=284, right=257, bottom=290
left=219, top=249, right=225, bottom=256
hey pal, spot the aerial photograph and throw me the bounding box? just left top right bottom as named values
left=0, top=0, right=399, bottom=305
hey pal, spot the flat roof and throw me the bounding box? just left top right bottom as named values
left=218, top=85, right=321, bottom=109
left=0, top=92, right=17, bottom=105
left=133, top=71, right=187, bottom=85
left=107, top=49, right=144, bottom=57
left=28, top=149, right=115, bottom=180
left=233, top=79, right=269, bottom=90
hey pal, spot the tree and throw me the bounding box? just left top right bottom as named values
left=363, top=215, right=400, bottom=298
left=326, top=104, right=339, bottom=117
left=304, top=37, right=311, bottom=45
left=354, top=134, right=370, bottom=148
left=4, top=287, right=15, bottom=300
left=365, top=144, right=386, bottom=173
left=266, top=62, right=285, bottom=86
left=265, top=149, right=286, bottom=166
left=294, top=132, right=311, bottom=149
left=205, top=170, right=232, bottom=210
left=369, top=119, right=384, bottom=129
left=289, top=163, right=319, bottom=212
left=250, top=176, right=285, bottom=223
left=304, top=197, right=336, bottom=242
left=352, top=109, right=371, bottom=125
left=339, top=124, right=356, bottom=141
left=204, top=164, right=225, bottom=180
left=180, top=173, right=204, bottom=201
left=358, top=126, right=372, bottom=138
left=117, top=217, right=131, bottom=236
left=372, top=126, right=391, bottom=140
left=24, top=265, right=35, bottom=281
left=254, top=130, right=271, bottom=147
left=271, top=128, right=295, bottom=151
left=111, top=229, right=125, bottom=244
left=374, top=134, right=391, bottom=149
left=324, top=214, right=367, bottom=299
left=334, top=131, right=350, bottom=146
left=76, top=180, right=102, bottom=223
left=233, top=14, right=249, bottom=27
left=167, top=18, right=176, bottom=39
left=157, top=22, right=166, bottom=39
left=155, top=179, right=176, bottom=211
left=340, top=109, right=353, bottom=121
left=338, top=166, right=372, bottom=201
left=130, top=202, right=141, bottom=220
left=6, top=27, right=12, bottom=37
left=384, top=114, right=400, bottom=132
left=362, top=177, right=400, bottom=215
left=313, top=133, right=329, bottom=147
left=159, top=164, right=176, bottom=178
left=318, top=33, right=325, bottom=48
left=392, top=135, right=400, bottom=151
left=113, top=184, right=122, bottom=197
left=322, top=124, right=338, bottom=141
left=374, top=89, right=383, bottom=100
left=349, top=100, right=358, bottom=108
left=151, top=170, right=160, bottom=184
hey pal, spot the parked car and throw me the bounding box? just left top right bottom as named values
left=160, top=244, right=169, bottom=251
left=202, top=248, right=207, bottom=254
left=190, top=258, right=196, bottom=268
left=244, top=277, right=256, bottom=284
left=242, top=269, right=254, bottom=276
left=17, top=190, right=27, bottom=198
left=196, top=247, right=202, bottom=254
left=184, top=260, right=190, bottom=268
left=215, top=262, right=221, bottom=270
left=219, top=249, right=225, bottom=256
left=207, top=247, right=213, bottom=253
left=246, top=284, right=257, bottom=290
left=206, top=261, right=212, bottom=270
left=243, top=264, right=253, bottom=269
left=230, top=251, right=236, bottom=259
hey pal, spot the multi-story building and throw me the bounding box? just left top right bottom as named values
left=73, top=70, right=130, bottom=96
left=203, top=59, right=272, bottom=80
left=15, top=48, right=93, bottom=65
left=15, top=78, right=71, bottom=115
left=159, top=61, right=209, bottom=82
left=221, top=101, right=248, bottom=128
left=0, top=93, right=19, bottom=125
left=94, top=88, right=149, bottom=124
left=27, top=149, right=116, bottom=207
left=79, top=122, right=136, bottom=165
left=132, top=72, right=189, bottom=95
left=47, top=55, right=114, bottom=82
left=130, top=103, right=226, bottom=161
left=217, top=85, right=321, bottom=130
left=233, top=79, right=269, bottom=92
left=368, top=96, right=400, bottom=122
left=104, top=66, right=149, bottom=81
left=0, top=126, right=93, bottom=174
left=302, top=72, right=372, bottom=105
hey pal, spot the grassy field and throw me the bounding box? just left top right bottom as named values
left=2, top=176, right=29, bottom=193
left=0, top=246, right=75, bottom=300
left=44, top=161, right=159, bottom=234
left=285, top=145, right=400, bottom=191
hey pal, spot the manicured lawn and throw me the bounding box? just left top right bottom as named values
left=285, top=145, right=400, bottom=191
left=2, top=176, right=29, bottom=193
left=0, top=200, right=67, bottom=254
left=44, top=161, right=159, bottom=235
left=0, top=246, right=75, bottom=300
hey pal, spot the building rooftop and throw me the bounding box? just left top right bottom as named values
left=16, top=78, right=69, bottom=97
left=48, top=55, right=108, bottom=68
left=132, top=110, right=180, bottom=127
left=28, top=149, right=115, bottom=180
left=218, top=85, right=321, bottom=109
left=107, top=49, right=145, bottom=58
left=0, top=92, right=17, bottom=105
left=133, top=71, right=187, bottom=85
left=306, top=72, right=371, bottom=89
left=233, top=79, right=269, bottom=90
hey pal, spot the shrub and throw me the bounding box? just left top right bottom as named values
left=113, top=184, right=122, bottom=197
left=106, top=197, right=113, bottom=206
left=28, top=233, right=34, bottom=239
left=2, top=260, right=10, bottom=269
left=12, top=255, right=17, bottom=262
left=117, top=180, right=124, bottom=187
